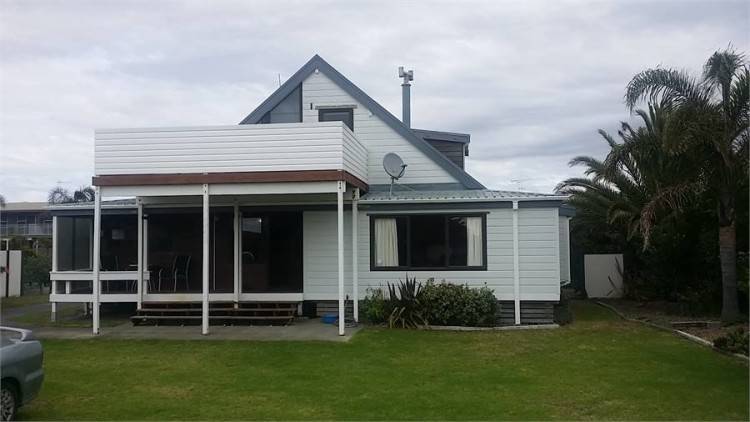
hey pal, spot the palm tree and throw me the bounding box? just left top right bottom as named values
left=625, top=48, right=749, bottom=322
left=557, top=104, right=696, bottom=244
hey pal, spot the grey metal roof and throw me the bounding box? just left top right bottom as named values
left=411, top=128, right=470, bottom=144
left=47, top=199, right=136, bottom=210
left=360, top=189, right=568, bottom=203
left=0, top=202, right=48, bottom=211
left=238, top=55, right=485, bottom=190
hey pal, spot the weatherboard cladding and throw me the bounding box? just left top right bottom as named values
left=302, top=208, right=561, bottom=302
left=239, top=55, right=485, bottom=189
left=424, top=139, right=465, bottom=169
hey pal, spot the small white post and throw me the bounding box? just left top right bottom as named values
left=143, top=216, right=149, bottom=294
left=51, top=216, right=58, bottom=272
left=136, top=199, right=143, bottom=309
left=65, top=281, right=71, bottom=294
left=201, top=184, right=210, bottom=335
left=512, top=200, right=521, bottom=325
left=92, top=186, right=102, bottom=334
left=51, top=216, right=58, bottom=322
left=337, top=181, right=345, bottom=336
left=233, top=203, right=240, bottom=307
left=351, top=188, right=359, bottom=322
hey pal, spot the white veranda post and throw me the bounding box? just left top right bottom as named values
left=352, top=188, right=359, bottom=322
left=233, top=203, right=240, bottom=307
left=337, top=181, right=345, bottom=335
left=92, top=186, right=102, bottom=335
left=512, top=201, right=521, bottom=325
left=137, top=199, right=143, bottom=309
left=50, top=216, right=58, bottom=322
left=202, top=184, right=210, bottom=335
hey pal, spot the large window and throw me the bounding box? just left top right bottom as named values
left=370, top=214, right=486, bottom=271
left=57, top=216, right=93, bottom=271
left=318, top=108, right=354, bottom=130
left=260, top=85, right=302, bottom=124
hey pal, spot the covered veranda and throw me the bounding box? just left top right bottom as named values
left=49, top=180, right=363, bottom=336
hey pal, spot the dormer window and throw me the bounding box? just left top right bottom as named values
left=318, top=107, right=354, bottom=131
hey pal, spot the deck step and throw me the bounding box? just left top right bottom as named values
left=137, top=307, right=296, bottom=313
left=131, top=301, right=299, bottom=326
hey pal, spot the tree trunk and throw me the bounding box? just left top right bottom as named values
left=718, top=221, right=739, bottom=323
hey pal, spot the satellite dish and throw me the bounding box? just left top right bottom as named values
left=383, top=152, right=407, bottom=196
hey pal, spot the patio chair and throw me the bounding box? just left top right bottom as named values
left=100, top=255, right=119, bottom=292
left=171, top=255, right=191, bottom=292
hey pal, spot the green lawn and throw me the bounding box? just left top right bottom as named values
left=0, top=293, right=49, bottom=309
left=20, top=301, right=748, bottom=420
left=12, top=304, right=128, bottom=328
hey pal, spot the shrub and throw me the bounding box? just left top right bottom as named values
left=420, top=280, right=497, bottom=327
left=361, top=287, right=389, bottom=324
left=713, top=328, right=749, bottom=356
left=386, top=276, right=427, bottom=328
left=553, top=299, right=573, bottom=325
left=22, top=252, right=51, bottom=294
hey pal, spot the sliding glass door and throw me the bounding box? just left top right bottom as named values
left=241, top=212, right=302, bottom=293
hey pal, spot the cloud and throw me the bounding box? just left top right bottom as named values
left=0, top=0, right=747, bottom=201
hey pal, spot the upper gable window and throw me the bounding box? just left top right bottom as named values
left=260, top=85, right=302, bottom=124
left=318, top=108, right=354, bottom=131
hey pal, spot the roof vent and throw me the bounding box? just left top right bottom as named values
left=398, top=66, right=414, bottom=127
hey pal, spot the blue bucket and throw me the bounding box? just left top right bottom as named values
left=321, top=314, right=338, bottom=324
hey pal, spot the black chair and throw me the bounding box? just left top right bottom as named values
left=100, top=255, right=119, bottom=292
left=170, top=255, right=191, bottom=292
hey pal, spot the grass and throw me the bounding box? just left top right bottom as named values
left=0, top=292, right=49, bottom=309
left=20, top=301, right=749, bottom=420
left=11, top=303, right=130, bottom=328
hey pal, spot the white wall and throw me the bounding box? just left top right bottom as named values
left=95, top=122, right=367, bottom=181
left=584, top=254, right=624, bottom=298
left=302, top=72, right=459, bottom=186
left=0, top=251, right=23, bottom=297
left=302, top=207, right=561, bottom=302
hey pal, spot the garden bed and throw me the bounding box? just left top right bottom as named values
left=597, top=299, right=748, bottom=356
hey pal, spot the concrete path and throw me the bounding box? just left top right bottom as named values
left=3, top=301, right=362, bottom=342
left=10, top=317, right=362, bottom=342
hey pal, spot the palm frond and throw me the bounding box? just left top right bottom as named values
left=625, top=68, right=709, bottom=111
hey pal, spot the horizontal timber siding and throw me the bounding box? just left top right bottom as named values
left=425, top=139, right=464, bottom=169
left=302, top=207, right=561, bottom=302
left=302, top=72, right=458, bottom=186
left=95, top=122, right=368, bottom=183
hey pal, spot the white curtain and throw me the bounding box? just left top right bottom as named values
left=466, top=217, right=483, bottom=266
left=374, top=218, right=399, bottom=267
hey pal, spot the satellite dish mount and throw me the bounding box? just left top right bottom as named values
left=383, top=152, right=407, bottom=197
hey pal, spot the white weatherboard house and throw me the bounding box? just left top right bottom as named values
left=48, top=55, right=573, bottom=335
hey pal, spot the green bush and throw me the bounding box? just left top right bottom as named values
left=420, top=280, right=497, bottom=327
left=713, top=328, right=749, bottom=356
left=22, top=253, right=51, bottom=294
left=386, top=277, right=427, bottom=328
left=361, top=278, right=498, bottom=328
left=361, top=287, right=389, bottom=324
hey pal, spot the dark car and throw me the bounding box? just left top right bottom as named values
left=0, top=327, right=44, bottom=421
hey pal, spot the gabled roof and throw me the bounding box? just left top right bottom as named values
left=239, top=55, right=485, bottom=189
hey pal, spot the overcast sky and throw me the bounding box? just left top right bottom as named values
left=0, top=0, right=748, bottom=201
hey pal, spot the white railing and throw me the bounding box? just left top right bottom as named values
left=49, top=271, right=148, bottom=303
left=95, top=121, right=368, bottom=183
left=1, top=223, right=52, bottom=236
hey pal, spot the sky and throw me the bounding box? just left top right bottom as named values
left=0, top=0, right=748, bottom=201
